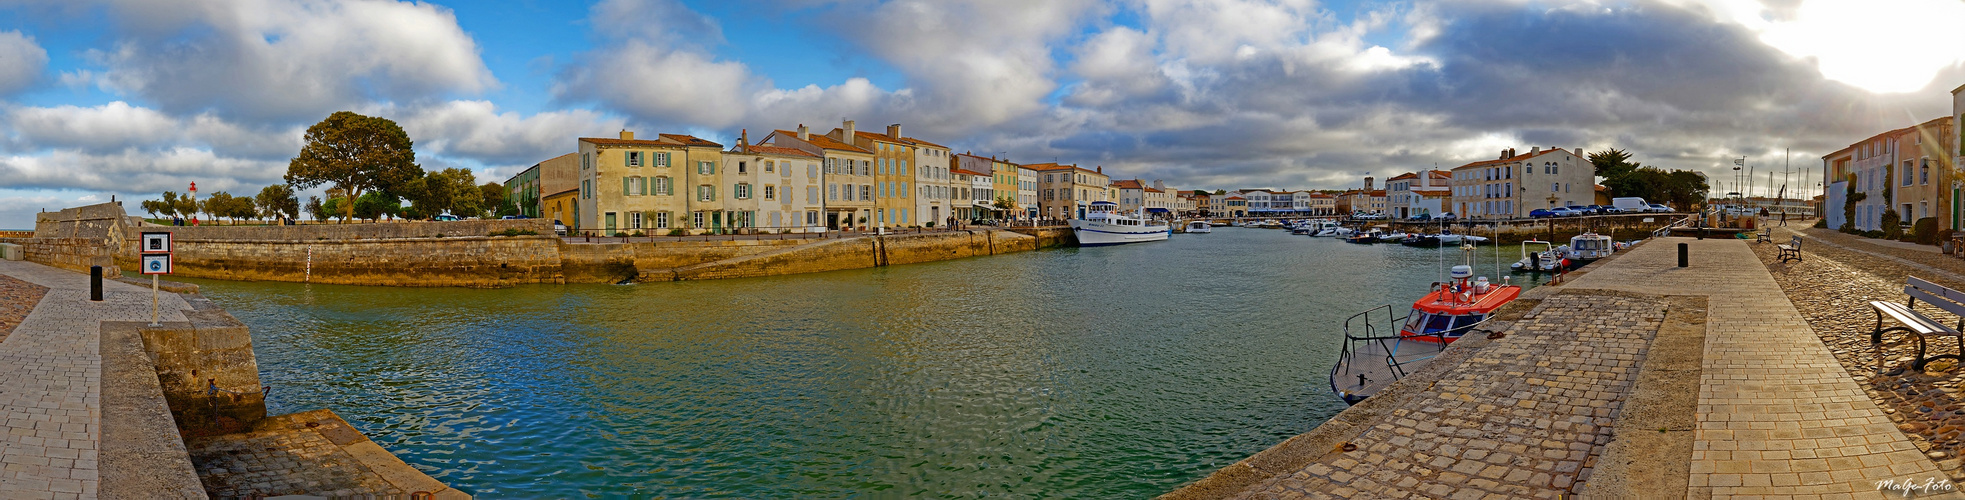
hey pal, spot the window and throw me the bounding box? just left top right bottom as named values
left=631, top=212, right=643, bottom=229
left=698, top=185, right=715, bottom=202
left=738, top=161, right=748, bottom=174
left=806, top=211, right=819, bottom=225
left=901, top=208, right=908, bottom=223
left=764, top=161, right=774, bottom=173
left=656, top=211, right=671, bottom=229
left=899, top=160, right=908, bottom=176
left=845, top=184, right=855, bottom=201
left=1552, top=182, right=1559, bottom=192
left=809, top=186, right=818, bottom=202
left=861, top=160, right=870, bottom=176
left=582, top=153, right=591, bottom=170
left=735, top=183, right=752, bottom=199
left=699, top=161, right=714, bottom=175
left=692, top=211, right=704, bottom=229
left=655, top=152, right=671, bottom=167
left=582, top=179, right=591, bottom=199
left=624, top=177, right=634, bottom=195
left=829, top=184, right=838, bottom=200
left=861, top=185, right=872, bottom=200
left=764, top=185, right=776, bottom=200
left=654, top=176, right=671, bottom=195
left=627, top=151, right=642, bottom=167
left=808, top=163, right=817, bottom=178
left=1904, top=161, right=1914, bottom=186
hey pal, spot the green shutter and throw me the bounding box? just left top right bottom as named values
left=623, top=177, right=632, bottom=195
left=640, top=177, right=649, bottom=195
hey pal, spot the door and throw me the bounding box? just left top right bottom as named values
left=828, top=212, right=840, bottom=230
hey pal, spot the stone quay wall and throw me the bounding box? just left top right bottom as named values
left=28, top=203, right=1051, bottom=286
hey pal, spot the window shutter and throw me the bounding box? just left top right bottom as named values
left=641, top=177, right=649, bottom=195
left=623, top=177, right=632, bottom=195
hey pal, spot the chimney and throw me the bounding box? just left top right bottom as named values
left=620, top=129, right=634, bottom=140
left=738, top=129, right=748, bottom=150
left=1097, top=165, right=1103, bottom=174
left=1574, top=148, right=1583, bottom=156
left=1153, top=179, right=1165, bottom=190
left=797, top=124, right=808, bottom=141
left=887, top=123, right=902, bottom=139
left=843, top=120, right=856, bottom=141
left=1530, top=146, right=1540, bottom=155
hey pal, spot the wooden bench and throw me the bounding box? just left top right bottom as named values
left=1777, top=236, right=1802, bottom=263
left=1870, top=277, right=1965, bottom=372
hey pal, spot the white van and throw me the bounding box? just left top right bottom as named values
left=1611, top=197, right=1651, bottom=213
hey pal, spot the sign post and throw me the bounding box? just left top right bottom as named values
left=140, top=232, right=173, bottom=326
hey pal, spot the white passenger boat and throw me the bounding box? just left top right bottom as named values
left=1070, top=201, right=1170, bottom=246
left=1566, top=233, right=1614, bottom=263
left=1184, top=220, right=1212, bottom=233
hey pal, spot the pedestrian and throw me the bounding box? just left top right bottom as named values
left=1779, top=211, right=1787, bottom=227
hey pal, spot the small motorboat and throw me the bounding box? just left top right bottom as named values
left=1184, top=220, right=1212, bottom=233
left=1566, top=232, right=1614, bottom=264
left=1345, top=228, right=1383, bottom=243
left=1329, top=265, right=1521, bottom=405
left=1510, top=240, right=1564, bottom=272
left=1377, top=231, right=1409, bottom=243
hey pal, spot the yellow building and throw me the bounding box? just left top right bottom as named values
left=839, top=121, right=920, bottom=228
left=763, top=125, right=875, bottom=230
left=542, top=188, right=578, bottom=233
left=576, top=130, right=725, bottom=235
left=992, top=158, right=1021, bottom=218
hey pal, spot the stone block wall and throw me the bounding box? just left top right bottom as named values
left=21, top=237, right=122, bottom=277
left=123, top=218, right=552, bottom=241
left=137, top=294, right=267, bottom=437
left=116, top=235, right=567, bottom=288
left=671, top=237, right=881, bottom=281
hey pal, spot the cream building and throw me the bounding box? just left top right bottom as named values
left=1031, top=163, right=1110, bottom=219
left=762, top=125, right=874, bottom=230
left=1018, top=166, right=1039, bottom=220
left=905, top=133, right=954, bottom=227
left=727, top=131, right=825, bottom=232
left=837, top=121, right=926, bottom=228
left=1452, top=147, right=1591, bottom=219
left=576, top=130, right=724, bottom=235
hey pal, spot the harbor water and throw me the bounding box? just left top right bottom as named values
left=186, top=226, right=1541, bottom=497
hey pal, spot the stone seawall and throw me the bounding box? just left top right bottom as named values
left=117, top=235, right=568, bottom=288
left=657, top=230, right=1037, bottom=281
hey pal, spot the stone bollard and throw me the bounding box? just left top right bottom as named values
left=91, top=265, right=103, bottom=301
left=1678, top=243, right=1689, bottom=268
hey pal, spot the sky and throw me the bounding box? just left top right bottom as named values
left=0, top=0, right=1962, bottom=228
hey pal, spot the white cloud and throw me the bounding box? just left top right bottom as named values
left=555, top=40, right=757, bottom=129
left=394, top=100, right=627, bottom=166
left=88, top=0, right=495, bottom=122
left=0, top=31, right=48, bottom=96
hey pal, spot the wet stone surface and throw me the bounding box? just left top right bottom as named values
left=1237, top=293, right=1666, bottom=499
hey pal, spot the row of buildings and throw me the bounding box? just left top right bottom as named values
left=505, top=120, right=1197, bottom=234
left=503, top=118, right=1615, bottom=234
left=1821, top=83, right=1965, bottom=233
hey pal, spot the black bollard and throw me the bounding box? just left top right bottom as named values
left=1678, top=243, right=1689, bottom=268
left=90, top=265, right=103, bottom=301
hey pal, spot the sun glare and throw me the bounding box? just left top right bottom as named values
left=1757, top=0, right=1965, bottom=94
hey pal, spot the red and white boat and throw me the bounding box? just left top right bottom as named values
left=1328, top=265, right=1521, bottom=405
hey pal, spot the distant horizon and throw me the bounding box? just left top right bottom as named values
left=1, top=0, right=1961, bottom=228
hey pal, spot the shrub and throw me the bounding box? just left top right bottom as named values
left=1867, top=229, right=1886, bottom=239
left=612, top=231, right=628, bottom=237
left=668, top=229, right=688, bottom=236
left=1914, top=218, right=1938, bottom=245
left=518, top=230, right=537, bottom=236
left=1880, top=209, right=1903, bottom=240
left=924, top=221, right=936, bottom=228
left=1813, top=219, right=1827, bottom=228
left=631, top=231, right=646, bottom=237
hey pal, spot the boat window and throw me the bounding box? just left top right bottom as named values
left=1451, top=314, right=1485, bottom=332
left=1422, top=314, right=1454, bottom=333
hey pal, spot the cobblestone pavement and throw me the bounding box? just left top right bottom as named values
left=1236, top=293, right=1667, bottom=499
left=0, top=273, right=47, bottom=343
left=186, top=419, right=398, bottom=497
left=1566, top=238, right=1952, bottom=498
left=0, top=260, right=189, bottom=499
left=1759, top=225, right=1965, bottom=479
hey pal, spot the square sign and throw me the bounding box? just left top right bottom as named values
left=140, top=253, right=172, bottom=275
left=140, top=232, right=172, bottom=253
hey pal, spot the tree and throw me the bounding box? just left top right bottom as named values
left=479, top=181, right=510, bottom=218
left=305, top=196, right=326, bottom=222
left=284, top=111, right=423, bottom=223
left=255, top=184, right=300, bottom=222
left=402, top=168, right=483, bottom=219
left=1588, top=148, right=1642, bottom=179
left=140, top=198, right=168, bottom=219
left=202, top=192, right=255, bottom=224
left=351, top=191, right=401, bottom=221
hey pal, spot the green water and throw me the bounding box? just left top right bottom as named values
left=184, top=227, right=1538, bottom=497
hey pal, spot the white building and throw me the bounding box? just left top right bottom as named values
left=727, top=132, right=824, bottom=232
left=1018, top=166, right=1039, bottom=220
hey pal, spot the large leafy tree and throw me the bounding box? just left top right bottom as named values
left=401, top=168, right=484, bottom=219
left=255, top=184, right=300, bottom=222
left=1588, top=148, right=1642, bottom=179
left=284, top=111, right=423, bottom=223
left=481, top=181, right=510, bottom=217
left=305, top=196, right=326, bottom=222
left=139, top=198, right=169, bottom=219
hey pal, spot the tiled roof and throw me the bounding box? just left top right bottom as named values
left=1112, top=179, right=1145, bottom=190
left=1144, top=187, right=1165, bottom=193
left=853, top=130, right=908, bottom=144
left=1370, top=190, right=1385, bottom=196
left=775, top=130, right=870, bottom=153
left=1450, top=158, right=1510, bottom=170
left=658, top=134, right=722, bottom=147
left=1386, top=172, right=1419, bottom=181
left=738, top=145, right=819, bottom=158
left=580, top=137, right=669, bottom=147
left=952, top=167, right=993, bottom=176
left=902, top=136, right=948, bottom=149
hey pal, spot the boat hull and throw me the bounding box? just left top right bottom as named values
left=1070, top=220, right=1171, bottom=246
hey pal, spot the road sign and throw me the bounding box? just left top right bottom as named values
left=140, top=253, right=172, bottom=275
left=140, top=231, right=172, bottom=253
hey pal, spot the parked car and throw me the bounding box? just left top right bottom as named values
left=433, top=214, right=460, bottom=221
left=1548, top=207, right=1581, bottom=217
left=1592, top=205, right=1621, bottom=214
left=1408, top=213, right=1433, bottom=221
left=1648, top=203, right=1672, bottom=213
left=1437, top=212, right=1458, bottom=221
left=553, top=219, right=568, bottom=236
left=500, top=215, right=530, bottom=220
left=1529, top=208, right=1557, bottom=218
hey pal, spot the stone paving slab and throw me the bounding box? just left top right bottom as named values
left=1566, top=238, right=1960, bottom=498
left=1232, top=292, right=1669, bottom=499
left=0, top=260, right=191, bottom=499
left=186, top=410, right=466, bottom=499
left=0, top=272, right=47, bottom=343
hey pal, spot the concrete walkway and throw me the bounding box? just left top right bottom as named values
left=1566, top=238, right=1952, bottom=498
left=0, top=260, right=190, bottom=499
